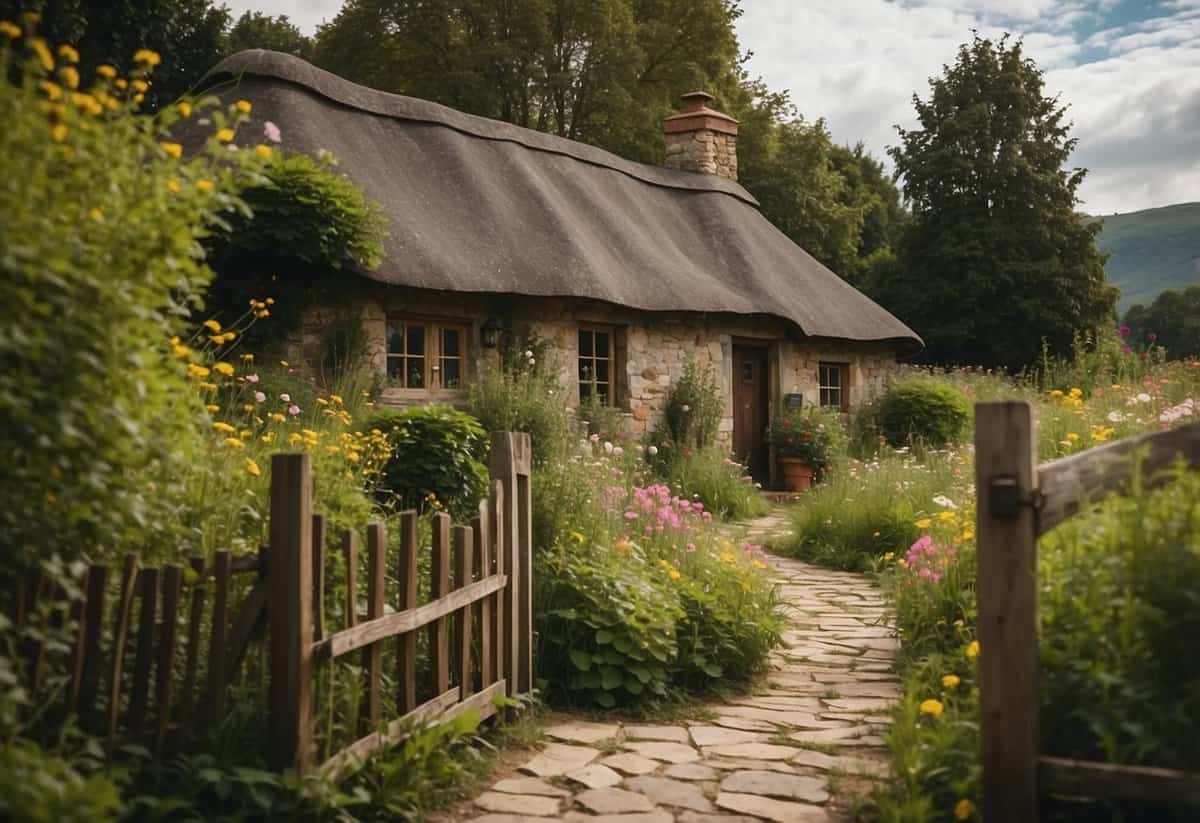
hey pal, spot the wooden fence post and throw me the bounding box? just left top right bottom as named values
left=489, top=432, right=533, bottom=695
left=975, top=401, right=1039, bottom=821
left=268, top=453, right=314, bottom=774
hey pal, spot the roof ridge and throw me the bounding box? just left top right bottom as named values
left=199, top=50, right=760, bottom=208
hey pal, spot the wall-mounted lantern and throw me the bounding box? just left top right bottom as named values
left=481, top=316, right=503, bottom=348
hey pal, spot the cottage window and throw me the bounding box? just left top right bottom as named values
left=386, top=317, right=468, bottom=391
left=818, top=362, right=850, bottom=411
left=578, top=326, right=616, bottom=404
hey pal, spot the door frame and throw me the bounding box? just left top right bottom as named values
left=730, top=337, right=780, bottom=488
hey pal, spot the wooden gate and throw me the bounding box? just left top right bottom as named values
left=974, top=402, right=1200, bottom=818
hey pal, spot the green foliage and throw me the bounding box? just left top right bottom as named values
left=468, top=360, right=573, bottom=467
left=876, top=380, right=971, bottom=450
left=0, top=739, right=121, bottom=823
left=654, top=357, right=724, bottom=453
left=661, top=447, right=768, bottom=521
left=884, top=34, right=1117, bottom=370
left=1095, top=202, right=1200, bottom=313
left=366, top=405, right=488, bottom=519
left=1123, top=284, right=1200, bottom=360
left=226, top=10, right=313, bottom=59
left=0, top=33, right=270, bottom=567
left=767, top=405, right=846, bottom=470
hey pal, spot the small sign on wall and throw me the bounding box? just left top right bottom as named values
left=785, top=393, right=803, bottom=410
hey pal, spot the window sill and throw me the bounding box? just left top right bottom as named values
left=380, top=387, right=469, bottom=406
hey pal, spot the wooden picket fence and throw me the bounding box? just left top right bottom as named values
left=6, top=430, right=534, bottom=778
left=974, top=402, right=1200, bottom=819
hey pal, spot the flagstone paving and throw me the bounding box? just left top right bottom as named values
left=460, top=528, right=898, bottom=822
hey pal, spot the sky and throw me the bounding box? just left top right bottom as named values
left=225, top=0, right=1200, bottom=215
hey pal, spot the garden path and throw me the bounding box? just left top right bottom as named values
left=460, top=511, right=900, bottom=822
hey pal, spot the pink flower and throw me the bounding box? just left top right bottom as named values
left=686, top=542, right=696, bottom=553
left=1119, top=325, right=1130, bottom=337
left=245, top=373, right=259, bottom=383
left=624, top=511, right=638, bottom=520
left=254, top=391, right=266, bottom=402
left=288, top=405, right=301, bottom=415
left=263, top=121, right=282, bottom=143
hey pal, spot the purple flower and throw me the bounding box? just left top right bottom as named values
left=287, top=405, right=301, bottom=416
left=264, top=121, right=281, bottom=143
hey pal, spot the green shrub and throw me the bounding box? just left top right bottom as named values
left=468, top=361, right=573, bottom=466
left=0, top=739, right=121, bottom=823
left=766, top=405, right=847, bottom=472
left=662, top=447, right=768, bottom=521
left=366, top=405, right=488, bottom=520
left=655, top=357, right=723, bottom=452
left=877, top=380, right=970, bottom=450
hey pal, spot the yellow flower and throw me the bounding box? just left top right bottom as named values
left=133, top=48, right=161, bottom=66
left=187, top=363, right=210, bottom=378
left=254, top=144, right=271, bottom=159
left=50, top=123, right=68, bottom=142
left=570, top=531, right=585, bottom=544
left=914, top=518, right=932, bottom=529
left=216, top=127, right=235, bottom=143
left=30, top=38, right=54, bottom=71
left=131, top=78, right=148, bottom=93
left=213, top=362, right=234, bottom=376
left=115, top=78, right=127, bottom=90
left=1066, top=432, right=1080, bottom=442
left=329, top=394, right=344, bottom=405
left=942, top=674, right=960, bottom=689
left=171, top=340, right=190, bottom=358
left=241, top=353, right=254, bottom=362
left=212, top=421, right=236, bottom=434
left=39, top=80, right=61, bottom=100
left=196, top=179, right=214, bottom=193
left=883, top=552, right=894, bottom=561
left=0, top=21, right=21, bottom=40
left=223, top=437, right=245, bottom=449
left=1068, top=387, right=1083, bottom=398
left=270, top=413, right=286, bottom=423
left=919, top=698, right=944, bottom=718
left=245, top=458, right=261, bottom=477
left=235, top=99, right=252, bottom=114
left=96, top=63, right=116, bottom=79
left=937, top=511, right=956, bottom=522
left=206, top=404, right=220, bottom=413
left=614, top=538, right=630, bottom=554
left=260, top=432, right=275, bottom=444
left=71, top=91, right=102, bottom=115
left=167, top=178, right=180, bottom=194
left=57, top=43, right=79, bottom=62
left=954, top=798, right=973, bottom=820
left=203, top=319, right=222, bottom=332
left=58, top=65, right=78, bottom=89
left=965, top=640, right=980, bottom=660
left=177, top=100, right=192, bottom=118
left=160, top=141, right=182, bottom=159
left=668, top=569, right=681, bottom=580
left=87, top=207, right=103, bottom=221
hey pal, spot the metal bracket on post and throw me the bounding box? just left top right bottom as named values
left=989, top=475, right=1044, bottom=519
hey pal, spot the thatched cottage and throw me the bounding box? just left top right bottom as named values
left=197, top=52, right=920, bottom=483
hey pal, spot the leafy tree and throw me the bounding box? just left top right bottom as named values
left=1123, top=285, right=1200, bottom=359
left=829, top=142, right=907, bottom=291
left=226, top=10, right=313, bottom=59
left=885, top=34, right=1117, bottom=369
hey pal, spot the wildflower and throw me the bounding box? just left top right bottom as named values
left=216, top=127, right=235, bottom=143
left=883, top=551, right=894, bottom=561
left=205, top=404, right=220, bottom=413
left=30, top=38, right=54, bottom=71
left=270, top=413, right=286, bottom=423
left=288, top=405, right=301, bottom=416
left=115, top=77, right=127, bottom=89
left=0, top=21, right=21, bottom=39
left=167, top=178, right=180, bottom=194
left=264, top=120, right=282, bottom=142
left=133, top=48, right=161, bottom=66
left=87, top=207, right=103, bottom=221
left=58, top=65, right=81, bottom=92
left=914, top=518, right=932, bottom=529
left=187, top=363, right=211, bottom=378
left=223, top=437, right=245, bottom=449
left=213, top=362, right=234, bottom=376
left=50, top=123, right=68, bottom=142
left=668, top=569, right=681, bottom=580
left=965, top=640, right=980, bottom=660
left=171, top=339, right=190, bottom=358
left=245, top=459, right=261, bottom=477
left=254, top=144, right=271, bottom=159
left=937, top=511, right=956, bottom=522
left=236, top=99, right=252, bottom=114
left=280, top=393, right=291, bottom=402
left=954, top=798, right=973, bottom=820
left=39, top=79, right=62, bottom=100
left=254, top=391, right=266, bottom=403
left=158, top=141, right=184, bottom=160
left=131, top=78, right=148, bottom=93
left=213, top=421, right=236, bottom=434
left=1066, top=432, right=1079, bottom=442
left=96, top=63, right=116, bottom=79
left=177, top=100, right=192, bottom=118
left=1136, top=392, right=1152, bottom=403
left=196, top=179, right=214, bottom=193
left=647, top=445, right=658, bottom=456
left=570, top=531, right=585, bottom=544
left=56, top=43, right=79, bottom=62
left=932, top=494, right=957, bottom=509
left=942, top=674, right=960, bottom=689
left=919, top=699, right=944, bottom=718
left=614, top=539, right=630, bottom=554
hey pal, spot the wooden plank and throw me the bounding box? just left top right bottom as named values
left=396, top=511, right=418, bottom=714
left=454, top=525, right=474, bottom=698
left=975, top=401, right=1039, bottom=822
left=230, top=553, right=262, bottom=575
left=1039, top=755, right=1200, bottom=806
left=430, top=512, right=451, bottom=696
left=473, top=505, right=492, bottom=688
left=362, top=522, right=386, bottom=733
left=318, top=678, right=507, bottom=781
left=488, top=481, right=503, bottom=691
left=268, top=452, right=315, bottom=773
left=224, top=580, right=267, bottom=681
left=490, top=433, right=519, bottom=695
left=312, top=514, right=327, bottom=641
left=1038, top=420, right=1200, bottom=535
left=178, top=556, right=205, bottom=743
left=127, top=567, right=159, bottom=739
left=203, top=551, right=232, bottom=726
left=343, top=529, right=359, bottom=629
left=514, top=435, right=533, bottom=695
left=154, top=565, right=183, bottom=754
left=316, top=575, right=508, bottom=660
left=73, top=564, right=110, bottom=724
left=106, top=554, right=139, bottom=743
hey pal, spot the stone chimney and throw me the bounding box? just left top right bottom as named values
left=662, top=91, right=739, bottom=181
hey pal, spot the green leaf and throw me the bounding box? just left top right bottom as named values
left=568, top=650, right=592, bottom=671
left=600, top=666, right=623, bottom=690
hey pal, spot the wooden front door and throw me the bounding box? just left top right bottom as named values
left=732, top=345, right=769, bottom=482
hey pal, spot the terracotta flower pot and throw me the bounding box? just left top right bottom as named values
left=779, top=457, right=814, bottom=492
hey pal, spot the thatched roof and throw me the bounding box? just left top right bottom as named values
left=196, top=51, right=921, bottom=348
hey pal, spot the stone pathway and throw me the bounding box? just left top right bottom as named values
left=460, top=513, right=899, bottom=823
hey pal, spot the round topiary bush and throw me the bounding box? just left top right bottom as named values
left=366, top=405, right=488, bottom=519
left=877, top=380, right=970, bottom=449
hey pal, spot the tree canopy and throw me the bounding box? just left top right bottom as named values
left=883, top=34, right=1116, bottom=370
left=1123, top=285, right=1200, bottom=359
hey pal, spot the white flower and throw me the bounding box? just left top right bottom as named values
left=647, top=445, right=658, bottom=456
left=254, top=391, right=266, bottom=403
left=932, top=494, right=957, bottom=509
left=529, top=358, right=536, bottom=365
left=1136, top=392, right=1152, bottom=403
left=603, top=441, right=614, bottom=454
left=613, top=446, right=624, bottom=456
left=280, top=393, right=291, bottom=402
left=681, top=404, right=691, bottom=412
left=1106, top=410, right=1125, bottom=423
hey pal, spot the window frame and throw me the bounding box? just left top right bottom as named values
left=385, top=314, right=471, bottom=395
left=818, top=361, right=850, bottom=412
left=577, top=323, right=618, bottom=406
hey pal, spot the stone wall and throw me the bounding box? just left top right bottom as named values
left=663, top=130, right=738, bottom=181
left=283, top=286, right=902, bottom=446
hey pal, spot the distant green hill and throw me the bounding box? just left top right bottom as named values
left=1092, top=202, right=1200, bottom=312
